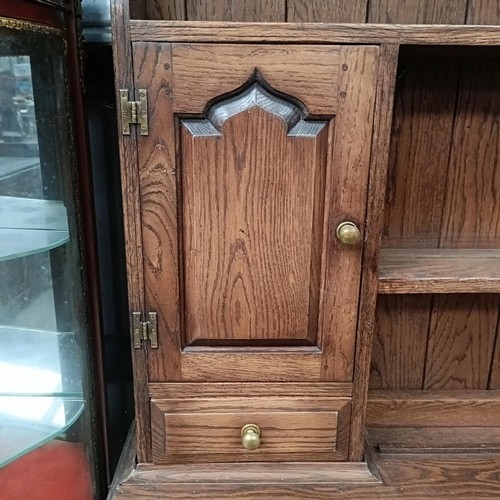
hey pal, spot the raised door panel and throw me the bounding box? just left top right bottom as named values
left=181, top=93, right=328, bottom=346
left=135, top=43, right=379, bottom=383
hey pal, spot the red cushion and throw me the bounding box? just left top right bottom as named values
left=0, top=440, right=92, bottom=500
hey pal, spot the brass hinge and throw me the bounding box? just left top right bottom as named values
left=132, top=311, right=158, bottom=349
left=120, top=89, right=148, bottom=136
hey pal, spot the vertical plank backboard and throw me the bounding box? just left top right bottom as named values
left=424, top=295, right=499, bottom=390
left=467, top=0, right=500, bottom=24
left=370, top=295, right=431, bottom=389
left=146, top=0, right=185, bottom=20
left=186, top=0, right=286, bottom=21
left=287, top=0, right=368, bottom=22
left=440, top=57, right=500, bottom=249
left=368, top=0, right=467, bottom=23
left=382, top=55, right=460, bottom=248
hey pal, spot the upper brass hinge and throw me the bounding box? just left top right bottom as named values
left=132, top=311, right=158, bottom=349
left=120, top=89, right=148, bottom=136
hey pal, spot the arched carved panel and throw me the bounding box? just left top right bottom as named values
left=180, top=81, right=330, bottom=346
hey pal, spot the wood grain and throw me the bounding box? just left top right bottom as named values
left=382, top=54, right=460, bottom=248
left=181, top=105, right=328, bottom=345
left=367, top=426, right=500, bottom=453
left=367, top=390, right=500, bottom=427
left=148, top=382, right=353, bottom=399
left=318, top=45, right=379, bottom=382
left=368, top=0, right=467, bottom=23
left=180, top=351, right=322, bottom=382
left=110, top=0, right=150, bottom=462
left=186, top=0, right=285, bottom=21
left=151, top=396, right=350, bottom=462
left=146, top=0, right=185, bottom=20
left=378, top=249, right=500, bottom=293
left=370, top=295, right=430, bottom=389
left=467, top=0, right=500, bottom=24
left=488, top=318, right=500, bottom=389
left=287, top=0, right=367, bottom=22
left=348, top=44, right=399, bottom=460
left=130, top=21, right=500, bottom=45
left=134, top=43, right=182, bottom=383
left=423, top=295, right=499, bottom=390
left=171, top=44, right=340, bottom=115
left=440, top=57, right=500, bottom=249
left=111, top=449, right=500, bottom=499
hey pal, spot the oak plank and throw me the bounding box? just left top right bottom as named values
left=467, top=0, right=500, bottom=24
left=368, top=0, right=467, bottom=23
left=423, top=295, right=499, bottom=390
left=348, top=44, right=399, bottom=460
left=287, top=0, right=367, bottom=22
left=117, top=461, right=379, bottom=484
left=180, top=352, right=322, bottom=382
left=370, top=295, right=430, bottom=389
left=440, top=57, right=500, bottom=249
left=186, top=0, right=285, bottom=22
left=367, top=390, right=500, bottom=427
left=110, top=1, right=150, bottom=462
left=151, top=396, right=350, bottom=462
left=318, top=45, right=379, bottom=382
left=367, top=426, right=500, bottom=453
left=488, top=317, right=500, bottom=389
left=378, top=249, right=500, bottom=293
left=181, top=106, right=328, bottom=345
left=129, top=21, right=500, bottom=45
left=382, top=55, right=459, bottom=248
left=148, top=381, right=353, bottom=399
left=111, top=454, right=500, bottom=498
left=134, top=42, right=182, bottom=382
left=146, top=0, right=185, bottom=20
left=171, top=44, right=340, bottom=115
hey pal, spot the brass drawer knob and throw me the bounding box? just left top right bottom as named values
left=241, top=424, right=261, bottom=451
left=336, top=221, right=362, bottom=246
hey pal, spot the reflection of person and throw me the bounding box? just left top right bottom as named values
left=0, top=70, right=21, bottom=138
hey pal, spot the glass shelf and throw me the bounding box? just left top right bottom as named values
left=0, top=325, right=84, bottom=467
left=0, top=195, right=69, bottom=261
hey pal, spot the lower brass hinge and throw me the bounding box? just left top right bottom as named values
left=132, top=311, right=158, bottom=349
left=120, top=89, right=148, bottom=136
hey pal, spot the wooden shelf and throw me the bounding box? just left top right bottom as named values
left=378, top=248, right=500, bottom=294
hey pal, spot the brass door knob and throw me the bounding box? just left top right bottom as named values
left=241, top=424, right=261, bottom=451
left=336, top=221, right=362, bottom=246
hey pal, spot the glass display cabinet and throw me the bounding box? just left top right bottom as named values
left=0, top=1, right=104, bottom=498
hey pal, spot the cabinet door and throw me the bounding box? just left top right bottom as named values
left=134, top=43, right=378, bottom=383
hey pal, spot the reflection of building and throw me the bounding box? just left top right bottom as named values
left=0, top=70, right=21, bottom=140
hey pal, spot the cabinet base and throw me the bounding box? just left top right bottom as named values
left=108, top=423, right=500, bottom=499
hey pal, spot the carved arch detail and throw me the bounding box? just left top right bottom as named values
left=182, top=81, right=327, bottom=137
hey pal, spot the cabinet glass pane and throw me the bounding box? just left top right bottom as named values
left=0, top=21, right=94, bottom=493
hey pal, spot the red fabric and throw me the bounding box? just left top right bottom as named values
left=0, top=440, right=92, bottom=500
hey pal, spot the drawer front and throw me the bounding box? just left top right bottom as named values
left=151, top=393, right=351, bottom=464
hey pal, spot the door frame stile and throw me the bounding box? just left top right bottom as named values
left=349, top=43, right=399, bottom=461
left=111, top=0, right=151, bottom=463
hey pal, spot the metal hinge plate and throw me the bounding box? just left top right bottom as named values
left=120, top=89, right=148, bottom=136
left=132, top=311, right=158, bottom=349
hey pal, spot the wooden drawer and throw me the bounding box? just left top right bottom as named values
left=150, top=384, right=351, bottom=464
